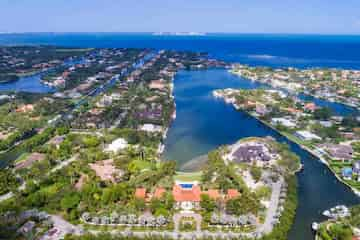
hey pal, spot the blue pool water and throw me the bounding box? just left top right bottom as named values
left=179, top=184, right=194, bottom=189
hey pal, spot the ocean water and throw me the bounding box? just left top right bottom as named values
left=1, top=33, right=360, bottom=69
left=1, top=33, right=360, bottom=240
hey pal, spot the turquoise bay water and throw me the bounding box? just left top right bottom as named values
left=2, top=33, right=360, bottom=69
left=0, top=72, right=54, bottom=93
left=163, top=69, right=360, bottom=240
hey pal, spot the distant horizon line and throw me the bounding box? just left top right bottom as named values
left=1, top=31, right=360, bottom=36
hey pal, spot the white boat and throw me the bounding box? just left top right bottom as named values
left=322, top=210, right=331, bottom=217
left=312, top=222, right=319, bottom=231
left=322, top=205, right=350, bottom=219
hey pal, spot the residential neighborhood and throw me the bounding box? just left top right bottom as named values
left=214, top=88, right=360, bottom=194
left=230, top=64, right=360, bottom=108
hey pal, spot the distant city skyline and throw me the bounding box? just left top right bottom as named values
left=1, top=0, right=359, bottom=34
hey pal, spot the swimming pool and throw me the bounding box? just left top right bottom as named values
left=179, top=183, right=193, bottom=189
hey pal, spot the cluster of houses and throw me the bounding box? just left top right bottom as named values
left=341, top=160, right=360, bottom=182
left=231, top=64, right=360, bottom=108
left=316, top=143, right=360, bottom=182
left=219, top=88, right=360, bottom=145
left=302, top=69, right=360, bottom=107
left=209, top=213, right=257, bottom=227
left=135, top=181, right=240, bottom=212
left=48, top=49, right=130, bottom=99
left=230, top=65, right=303, bottom=92
left=51, top=69, right=113, bottom=99
left=72, top=92, right=126, bottom=129
left=81, top=211, right=168, bottom=227
left=1, top=209, right=80, bottom=240
left=0, top=47, right=68, bottom=76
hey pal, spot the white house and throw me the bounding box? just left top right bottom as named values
left=294, top=130, right=322, bottom=141
left=105, top=138, right=128, bottom=153
left=271, top=118, right=297, bottom=128
left=139, top=124, right=163, bottom=133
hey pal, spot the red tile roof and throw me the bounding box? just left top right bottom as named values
left=172, top=185, right=201, bottom=202
left=135, top=188, right=146, bottom=199
left=304, top=103, right=317, bottom=111
left=226, top=189, right=240, bottom=200
left=153, top=187, right=166, bottom=199
left=202, top=189, right=220, bottom=200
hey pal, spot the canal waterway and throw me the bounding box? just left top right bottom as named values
left=163, top=69, right=360, bottom=240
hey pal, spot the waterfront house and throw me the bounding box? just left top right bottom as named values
left=342, top=167, right=353, bottom=181
left=353, top=161, right=360, bottom=176
left=15, top=152, right=46, bottom=170
left=138, top=124, right=163, bottom=133
left=294, top=130, right=322, bottom=141
left=304, top=103, right=317, bottom=112
left=331, top=116, right=344, bottom=124
left=341, top=132, right=357, bottom=140
left=172, top=183, right=201, bottom=210
left=319, top=121, right=333, bottom=128
left=255, top=103, right=269, bottom=116
left=136, top=108, right=162, bottom=121
left=271, top=117, right=297, bottom=128
left=322, top=144, right=353, bottom=162
left=149, top=79, right=167, bottom=91
left=283, top=107, right=302, bottom=116
left=134, top=184, right=234, bottom=211
left=231, top=144, right=271, bottom=163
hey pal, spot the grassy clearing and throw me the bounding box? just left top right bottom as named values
left=14, top=152, right=30, bottom=164
left=174, top=171, right=202, bottom=182
left=132, top=159, right=153, bottom=171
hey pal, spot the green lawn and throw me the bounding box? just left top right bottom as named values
left=14, top=152, right=30, bottom=164
left=131, top=159, right=153, bottom=171
left=174, top=171, right=202, bottom=182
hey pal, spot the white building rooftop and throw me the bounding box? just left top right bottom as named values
left=105, top=138, right=128, bottom=153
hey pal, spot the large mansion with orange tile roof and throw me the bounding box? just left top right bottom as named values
left=135, top=182, right=240, bottom=210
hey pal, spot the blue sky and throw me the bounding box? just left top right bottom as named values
left=0, top=0, right=359, bottom=34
